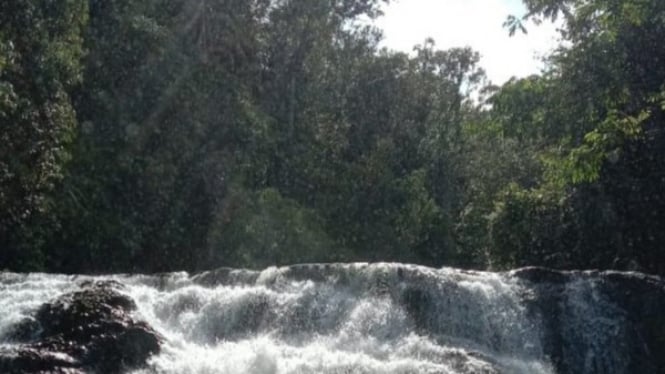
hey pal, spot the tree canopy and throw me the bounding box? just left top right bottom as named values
left=1, top=0, right=664, bottom=276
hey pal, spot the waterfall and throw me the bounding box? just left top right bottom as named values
left=1, top=263, right=660, bottom=374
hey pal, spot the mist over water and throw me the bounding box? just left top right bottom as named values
left=1, top=263, right=639, bottom=374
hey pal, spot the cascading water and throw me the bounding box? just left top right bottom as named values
left=1, top=263, right=662, bottom=374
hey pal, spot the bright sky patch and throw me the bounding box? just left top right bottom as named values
left=374, top=0, right=561, bottom=84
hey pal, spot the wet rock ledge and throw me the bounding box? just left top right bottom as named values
left=0, top=281, right=161, bottom=374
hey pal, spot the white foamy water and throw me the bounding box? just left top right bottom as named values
left=0, top=264, right=558, bottom=373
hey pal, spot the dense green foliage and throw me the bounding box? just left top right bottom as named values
left=1, top=0, right=664, bottom=275
left=0, top=0, right=88, bottom=270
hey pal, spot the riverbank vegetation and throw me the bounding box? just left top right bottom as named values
left=1, top=0, right=664, bottom=275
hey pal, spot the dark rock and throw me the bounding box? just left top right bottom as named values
left=36, top=286, right=137, bottom=339
left=85, top=323, right=161, bottom=373
left=510, top=266, right=570, bottom=284
left=0, top=347, right=82, bottom=374
left=402, top=287, right=432, bottom=332
left=0, top=281, right=161, bottom=373
left=206, top=293, right=272, bottom=342
left=283, top=264, right=332, bottom=283
left=600, top=271, right=665, bottom=373
left=3, top=317, right=41, bottom=342
left=192, top=267, right=260, bottom=287
left=511, top=268, right=665, bottom=374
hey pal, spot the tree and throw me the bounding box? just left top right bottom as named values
left=485, top=0, right=665, bottom=274
left=0, top=0, right=87, bottom=270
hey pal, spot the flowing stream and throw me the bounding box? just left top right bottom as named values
left=0, top=263, right=645, bottom=373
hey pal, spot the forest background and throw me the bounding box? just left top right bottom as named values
left=2, top=0, right=664, bottom=276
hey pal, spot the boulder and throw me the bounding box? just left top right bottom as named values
left=512, top=268, right=665, bottom=374
left=0, top=281, right=161, bottom=373
left=0, top=347, right=82, bottom=374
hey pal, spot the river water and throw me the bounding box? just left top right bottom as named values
left=1, top=263, right=637, bottom=373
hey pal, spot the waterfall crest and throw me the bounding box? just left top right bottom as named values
left=1, top=263, right=662, bottom=373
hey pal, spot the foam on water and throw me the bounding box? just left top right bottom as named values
left=0, top=264, right=558, bottom=373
